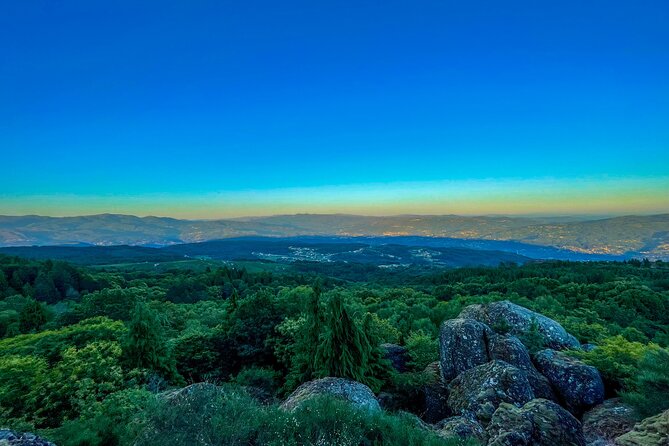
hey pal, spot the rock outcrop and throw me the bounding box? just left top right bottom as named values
left=488, top=333, right=535, bottom=371
left=460, top=301, right=580, bottom=350
left=487, top=333, right=556, bottom=401
left=615, top=408, right=669, bottom=446
left=422, top=361, right=450, bottom=423
left=436, top=415, right=487, bottom=443
left=447, top=360, right=535, bottom=424
left=381, top=343, right=409, bottom=372
left=486, top=399, right=586, bottom=446
left=439, top=318, right=493, bottom=382
left=534, top=349, right=605, bottom=416
left=280, top=377, right=380, bottom=412
left=0, top=430, right=55, bottom=446
left=582, top=399, right=637, bottom=445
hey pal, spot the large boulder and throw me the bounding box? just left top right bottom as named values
left=615, top=408, right=669, bottom=446
left=534, top=349, right=605, bottom=416
left=582, top=399, right=638, bottom=445
left=436, top=415, right=487, bottom=443
left=160, top=382, right=223, bottom=402
left=422, top=361, right=450, bottom=423
left=488, top=333, right=535, bottom=371
left=381, top=343, right=409, bottom=372
left=487, top=333, right=557, bottom=401
left=280, top=377, right=380, bottom=412
left=460, top=301, right=580, bottom=350
left=447, top=360, right=535, bottom=424
left=487, top=399, right=586, bottom=446
left=0, top=430, right=55, bottom=446
left=440, top=318, right=493, bottom=382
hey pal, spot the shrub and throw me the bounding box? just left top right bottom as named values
left=404, top=330, right=438, bottom=371
left=570, top=336, right=650, bottom=392
left=622, top=347, right=669, bottom=418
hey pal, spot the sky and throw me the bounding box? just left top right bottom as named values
left=1, top=0, right=668, bottom=218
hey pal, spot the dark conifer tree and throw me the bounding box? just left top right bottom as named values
left=18, top=299, right=47, bottom=333
left=122, top=301, right=181, bottom=383
left=314, top=294, right=386, bottom=391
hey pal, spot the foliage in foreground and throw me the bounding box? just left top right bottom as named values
left=1, top=254, right=669, bottom=444
left=131, top=386, right=468, bottom=446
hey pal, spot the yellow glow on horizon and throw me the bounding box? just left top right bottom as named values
left=1, top=177, right=667, bottom=219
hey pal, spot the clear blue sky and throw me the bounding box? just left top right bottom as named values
left=1, top=1, right=668, bottom=217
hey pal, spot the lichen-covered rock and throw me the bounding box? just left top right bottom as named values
left=447, top=360, right=535, bottom=424
left=525, top=368, right=558, bottom=402
left=486, top=402, right=534, bottom=446
left=487, top=399, right=586, bottom=446
left=460, top=301, right=580, bottom=350
left=422, top=362, right=450, bottom=423
left=615, top=408, right=669, bottom=446
left=534, top=349, right=604, bottom=416
left=439, top=318, right=493, bottom=382
left=583, top=399, right=638, bottom=445
left=436, top=415, right=487, bottom=443
left=0, top=430, right=55, bottom=446
left=381, top=343, right=409, bottom=372
left=280, top=377, right=380, bottom=412
left=486, top=333, right=557, bottom=401
left=489, top=334, right=535, bottom=371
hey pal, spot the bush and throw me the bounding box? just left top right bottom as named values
left=570, top=336, right=650, bottom=392
left=47, top=388, right=154, bottom=446
left=404, top=330, right=438, bottom=371
left=133, top=384, right=471, bottom=446
left=622, top=347, right=669, bottom=418
left=234, top=367, right=281, bottom=402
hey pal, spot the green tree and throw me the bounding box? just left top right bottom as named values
left=314, top=293, right=386, bottom=391
left=285, top=284, right=323, bottom=391
left=122, top=302, right=180, bottom=383
left=0, top=354, right=47, bottom=423
left=18, top=299, right=47, bottom=333
left=33, top=271, right=60, bottom=304
left=35, top=341, right=125, bottom=427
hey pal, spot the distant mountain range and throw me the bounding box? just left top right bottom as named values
left=0, top=213, right=667, bottom=259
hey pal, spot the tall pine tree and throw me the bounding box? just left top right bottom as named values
left=314, top=294, right=386, bottom=391
left=285, top=281, right=322, bottom=391
left=123, top=301, right=181, bottom=383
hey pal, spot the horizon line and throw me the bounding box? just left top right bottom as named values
left=1, top=211, right=668, bottom=221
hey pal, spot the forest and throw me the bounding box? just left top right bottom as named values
left=1, top=255, right=668, bottom=445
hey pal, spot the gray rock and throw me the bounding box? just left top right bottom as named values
left=525, top=368, right=558, bottom=402
left=614, top=408, right=669, bottom=446
left=422, top=361, right=450, bottom=423
left=381, top=343, right=409, bottom=373
left=447, top=360, right=535, bottom=425
left=439, top=318, right=493, bottom=382
left=487, top=399, right=586, bottom=446
left=436, top=415, right=487, bottom=443
left=0, top=430, right=55, bottom=446
left=583, top=399, right=637, bottom=446
left=280, top=377, right=380, bottom=412
left=489, top=334, right=535, bottom=371
left=534, top=349, right=605, bottom=416
left=487, top=333, right=557, bottom=401
left=460, top=301, right=580, bottom=350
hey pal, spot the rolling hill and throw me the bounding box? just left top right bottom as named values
left=0, top=213, right=667, bottom=259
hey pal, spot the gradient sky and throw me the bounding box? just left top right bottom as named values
left=1, top=1, right=668, bottom=218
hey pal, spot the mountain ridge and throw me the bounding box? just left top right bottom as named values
left=0, top=213, right=667, bottom=259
